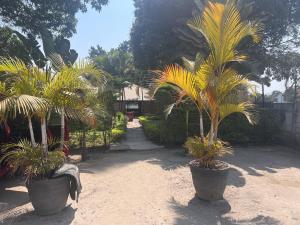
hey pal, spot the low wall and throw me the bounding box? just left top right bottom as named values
left=274, top=102, right=300, bottom=143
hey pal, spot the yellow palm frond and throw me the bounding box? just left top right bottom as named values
left=188, top=0, right=262, bottom=66
left=155, top=65, right=202, bottom=106
left=219, top=102, right=255, bottom=124
left=215, top=68, right=250, bottom=103
left=0, top=57, right=28, bottom=76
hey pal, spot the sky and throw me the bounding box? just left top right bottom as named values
left=70, top=0, right=285, bottom=94
left=70, top=0, right=135, bottom=58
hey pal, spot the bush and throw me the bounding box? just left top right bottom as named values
left=111, top=128, right=126, bottom=142
left=139, top=108, right=283, bottom=146
left=1, top=140, right=65, bottom=180
left=110, top=112, right=128, bottom=143
left=114, top=112, right=127, bottom=130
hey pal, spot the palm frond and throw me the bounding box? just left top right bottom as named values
left=219, top=102, right=256, bottom=124
left=188, top=0, right=262, bottom=66
left=155, top=65, right=201, bottom=105
left=0, top=95, right=48, bottom=117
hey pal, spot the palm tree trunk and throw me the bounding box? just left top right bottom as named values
left=60, top=107, right=65, bottom=150
left=186, top=110, right=189, bottom=139
left=208, top=114, right=218, bottom=145
left=28, top=116, right=37, bottom=147
left=208, top=121, right=214, bottom=145
left=41, top=116, right=48, bottom=157
left=199, top=110, right=204, bottom=141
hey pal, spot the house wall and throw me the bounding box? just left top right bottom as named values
left=114, top=101, right=159, bottom=116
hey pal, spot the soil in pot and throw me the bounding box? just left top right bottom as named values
left=26, top=176, right=70, bottom=216
left=189, top=160, right=229, bottom=201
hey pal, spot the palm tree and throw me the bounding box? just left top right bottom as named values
left=0, top=57, right=105, bottom=156
left=0, top=58, right=48, bottom=147
left=155, top=0, right=261, bottom=145
left=43, top=60, right=106, bottom=150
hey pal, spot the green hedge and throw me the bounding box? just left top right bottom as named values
left=139, top=108, right=283, bottom=146
left=111, top=128, right=126, bottom=142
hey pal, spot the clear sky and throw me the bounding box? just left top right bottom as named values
left=70, top=0, right=285, bottom=94
left=70, top=0, right=135, bottom=58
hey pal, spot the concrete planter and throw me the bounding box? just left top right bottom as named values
left=26, top=176, right=70, bottom=216
left=189, top=160, right=229, bottom=201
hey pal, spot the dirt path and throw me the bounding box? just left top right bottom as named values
left=1, top=146, right=300, bottom=225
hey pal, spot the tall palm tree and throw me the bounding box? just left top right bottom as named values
left=155, top=0, right=262, bottom=145
left=0, top=58, right=48, bottom=147
left=43, top=55, right=107, bottom=150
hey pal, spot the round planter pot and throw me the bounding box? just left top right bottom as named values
left=26, top=176, right=70, bottom=216
left=189, top=160, right=229, bottom=201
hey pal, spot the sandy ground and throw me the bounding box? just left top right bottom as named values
left=1, top=146, right=300, bottom=225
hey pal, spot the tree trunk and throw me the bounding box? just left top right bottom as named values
left=103, top=131, right=108, bottom=149
left=199, top=110, right=204, bottom=141
left=28, top=116, right=37, bottom=147
left=262, top=83, right=265, bottom=108
left=41, top=116, right=48, bottom=158
left=186, top=110, right=189, bottom=139
left=81, top=130, right=87, bottom=161
left=208, top=115, right=218, bottom=145
left=60, top=108, right=65, bottom=150
left=292, top=80, right=298, bottom=137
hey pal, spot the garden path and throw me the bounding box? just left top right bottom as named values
left=110, top=118, right=163, bottom=151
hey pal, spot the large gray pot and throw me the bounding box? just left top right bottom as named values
left=189, top=160, right=229, bottom=201
left=26, top=176, right=70, bottom=216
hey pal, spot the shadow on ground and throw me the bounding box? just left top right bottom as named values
left=170, top=196, right=280, bottom=225
left=0, top=179, right=29, bottom=213
left=1, top=205, right=76, bottom=225
left=225, top=146, right=300, bottom=177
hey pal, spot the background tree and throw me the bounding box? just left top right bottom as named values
left=0, top=0, right=109, bottom=37
left=268, top=52, right=300, bottom=136
left=131, top=0, right=300, bottom=84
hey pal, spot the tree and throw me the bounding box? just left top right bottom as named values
left=270, top=52, right=300, bottom=103
left=89, top=45, right=106, bottom=59
left=0, top=58, right=104, bottom=154
left=0, top=27, right=47, bottom=68
left=131, top=0, right=300, bottom=78
left=131, top=0, right=197, bottom=69
left=155, top=0, right=260, bottom=145
left=0, top=0, right=109, bottom=37
left=268, top=52, right=300, bottom=135
left=0, top=58, right=49, bottom=147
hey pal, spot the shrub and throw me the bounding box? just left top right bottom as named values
left=114, top=112, right=127, bottom=130
left=111, top=128, right=126, bottom=143
left=185, top=136, right=232, bottom=168
left=139, top=108, right=283, bottom=146
left=1, top=140, right=65, bottom=180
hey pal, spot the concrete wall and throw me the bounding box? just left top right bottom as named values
left=274, top=102, right=300, bottom=142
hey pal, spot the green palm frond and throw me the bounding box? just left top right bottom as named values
left=0, top=95, right=48, bottom=117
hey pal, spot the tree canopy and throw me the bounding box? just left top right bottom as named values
left=0, top=0, right=109, bottom=37
left=131, top=0, right=300, bottom=74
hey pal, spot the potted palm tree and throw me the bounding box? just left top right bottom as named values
left=0, top=57, right=104, bottom=215
left=1, top=140, right=68, bottom=215
left=154, top=0, right=262, bottom=201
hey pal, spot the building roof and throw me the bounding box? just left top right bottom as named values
left=117, top=83, right=152, bottom=101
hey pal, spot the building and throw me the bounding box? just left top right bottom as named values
left=114, top=83, right=157, bottom=115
